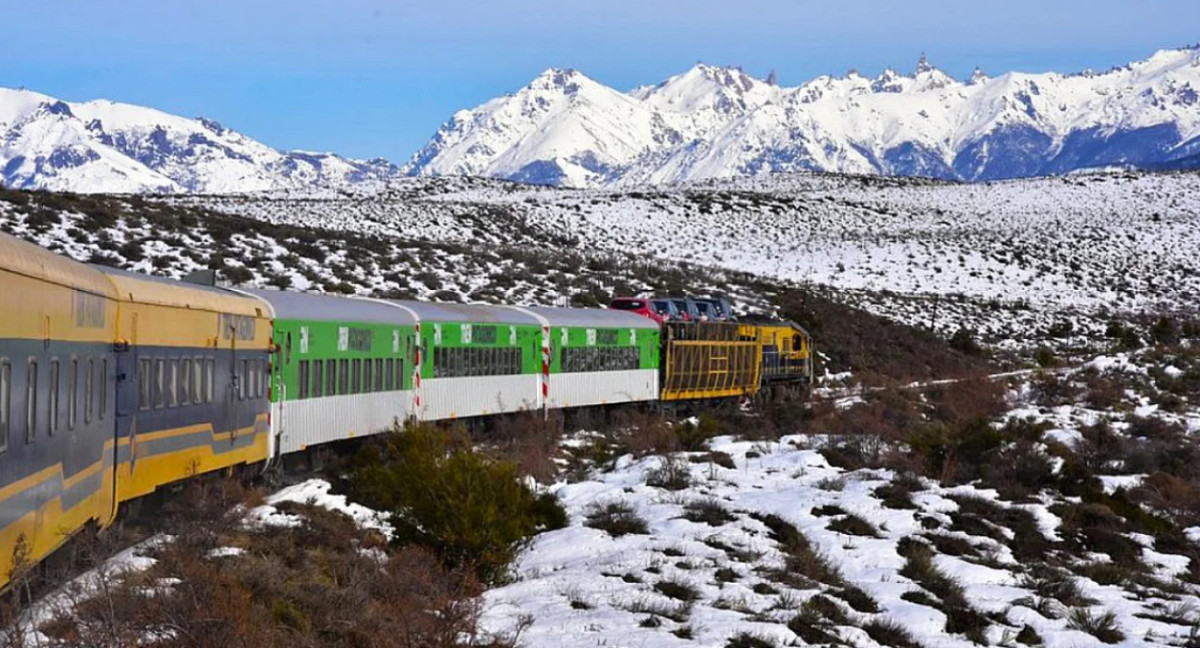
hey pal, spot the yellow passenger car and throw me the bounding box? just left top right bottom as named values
left=96, top=268, right=273, bottom=504
left=0, top=234, right=122, bottom=585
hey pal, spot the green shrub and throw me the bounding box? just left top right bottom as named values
left=682, top=499, right=736, bottom=526
left=349, top=423, right=565, bottom=584
left=1066, top=608, right=1124, bottom=644
left=827, top=514, right=880, bottom=538
left=863, top=618, right=924, bottom=648
left=725, top=632, right=776, bottom=648
left=585, top=501, right=649, bottom=538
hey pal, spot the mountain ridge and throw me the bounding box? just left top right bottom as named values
left=3, top=46, right=1200, bottom=193
left=0, top=87, right=399, bottom=194
left=404, top=46, right=1200, bottom=187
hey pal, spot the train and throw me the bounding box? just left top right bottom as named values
left=0, top=230, right=811, bottom=590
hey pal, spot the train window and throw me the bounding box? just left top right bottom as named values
left=49, top=360, right=60, bottom=435
left=206, top=359, right=215, bottom=404
left=0, top=360, right=10, bottom=453
left=298, top=361, right=310, bottom=400
left=166, top=360, right=178, bottom=408
left=154, top=359, right=165, bottom=409
left=352, top=359, right=362, bottom=394
left=327, top=360, right=337, bottom=396
left=68, top=359, right=79, bottom=430
left=363, top=359, right=373, bottom=394
left=26, top=360, right=37, bottom=444
left=138, top=359, right=149, bottom=410
left=312, top=362, right=326, bottom=398
left=384, top=359, right=393, bottom=391
left=99, top=359, right=108, bottom=420
left=239, top=360, right=249, bottom=401
left=251, top=359, right=258, bottom=399
left=194, top=359, right=205, bottom=404
left=180, top=359, right=192, bottom=406
left=84, top=359, right=93, bottom=425
left=339, top=359, right=349, bottom=395
left=374, top=359, right=383, bottom=392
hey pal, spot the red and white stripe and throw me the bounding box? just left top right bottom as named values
left=540, top=324, right=551, bottom=407
left=413, top=323, right=423, bottom=412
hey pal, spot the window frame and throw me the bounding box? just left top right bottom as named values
left=0, top=359, right=10, bottom=453
left=99, top=358, right=108, bottom=420
left=84, top=357, right=94, bottom=425
left=298, top=360, right=310, bottom=400
left=153, top=358, right=165, bottom=409
left=26, top=359, right=38, bottom=444
left=166, top=359, right=178, bottom=408
left=180, top=358, right=192, bottom=406
left=48, top=358, right=60, bottom=435
left=68, top=358, right=78, bottom=430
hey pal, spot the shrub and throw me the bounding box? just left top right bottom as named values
left=897, top=538, right=966, bottom=608
left=349, top=423, right=566, bottom=584
left=690, top=450, right=737, bottom=469
left=1029, top=371, right=1080, bottom=406
left=585, top=501, right=650, bottom=538
left=1066, top=608, right=1125, bottom=644
left=827, top=514, right=880, bottom=538
left=653, top=578, right=700, bottom=602
left=646, top=454, right=693, bottom=491
left=1017, top=571, right=1095, bottom=607
left=1015, top=624, right=1042, bottom=645
left=863, top=618, right=924, bottom=648
left=725, top=632, right=776, bottom=648
left=682, top=499, right=737, bottom=526
left=874, top=472, right=923, bottom=509
left=831, top=585, right=880, bottom=613
left=754, top=514, right=844, bottom=588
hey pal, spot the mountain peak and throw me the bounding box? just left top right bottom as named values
left=968, top=67, right=989, bottom=85
left=916, top=52, right=933, bottom=75
left=42, top=100, right=75, bottom=118
left=871, top=68, right=906, bottom=93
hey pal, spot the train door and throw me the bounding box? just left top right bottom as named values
left=222, top=317, right=241, bottom=446
left=112, top=313, right=138, bottom=520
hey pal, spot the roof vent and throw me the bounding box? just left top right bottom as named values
left=181, top=269, right=217, bottom=286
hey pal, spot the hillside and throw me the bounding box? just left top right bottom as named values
left=165, top=170, right=1200, bottom=351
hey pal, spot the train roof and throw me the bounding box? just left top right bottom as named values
left=234, top=289, right=417, bottom=325
left=91, top=265, right=266, bottom=317
left=0, top=232, right=119, bottom=298
left=387, top=301, right=542, bottom=325
left=517, top=305, right=662, bottom=329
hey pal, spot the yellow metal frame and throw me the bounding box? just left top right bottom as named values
left=659, top=323, right=763, bottom=401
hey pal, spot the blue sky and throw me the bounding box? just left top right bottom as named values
left=2, top=0, right=1197, bottom=161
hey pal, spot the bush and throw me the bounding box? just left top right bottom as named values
left=646, top=454, right=693, bottom=491
left=654, top=577, right=701, bottom=602
left=725, top=632, right=776, bottom=648
left=1066, top=608, right=1125, bottom=644
left=682, top=499, right=737, bottom=526
left=863, top=618, right=924, bottom=648
left=754, top=513, right=845, bottom=588
left=349, top=423, right=566, bottom=584
left=827, top=514, right=880, bottom=538
left=585, top=501, right=650, bottom=538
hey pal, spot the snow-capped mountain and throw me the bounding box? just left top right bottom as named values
left=0, top=87, right=399, bottom=194
left=404, top=47, right=1200, bottom=187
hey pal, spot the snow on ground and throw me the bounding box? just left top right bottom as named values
left=248, top=478, right=394, bottom=539
left=162, top=170, right=1200, bottom=347
left=481, top=434, right=1200, bottom=648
